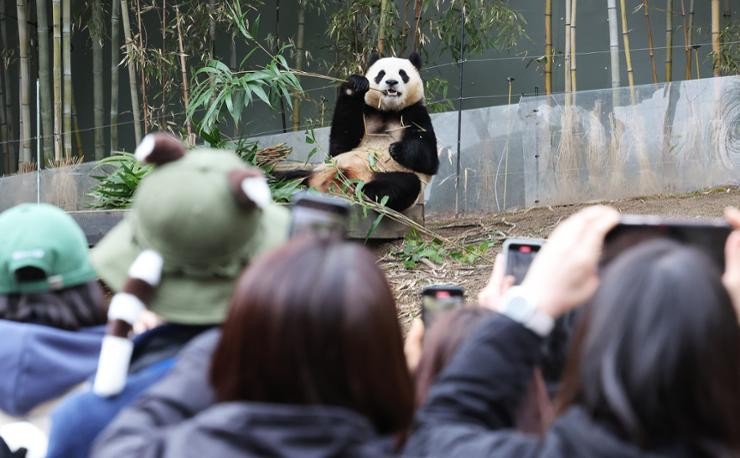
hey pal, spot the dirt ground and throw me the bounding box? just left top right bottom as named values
left=375, top=186, right=740, bottom=330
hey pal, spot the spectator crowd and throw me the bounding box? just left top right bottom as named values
left=1, top=133, right=740, bottom=458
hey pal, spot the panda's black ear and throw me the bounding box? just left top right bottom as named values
left=409, top=51, right=422, bottom=70
left=367, top=51, right=381, bottom=68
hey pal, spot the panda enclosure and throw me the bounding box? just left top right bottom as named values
left=0, top=1, right=738, bottom=321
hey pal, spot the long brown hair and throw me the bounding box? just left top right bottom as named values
left=210, top=236, right=414, bottom=435
left=555, top=239, right=740, bottom=451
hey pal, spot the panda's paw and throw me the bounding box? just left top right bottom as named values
left=345, top=75, right=370, bottom=96
left=389, top=142, right=407, bottom=164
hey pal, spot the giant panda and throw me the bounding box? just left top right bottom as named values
left=306, top=52, right=439, bottom=212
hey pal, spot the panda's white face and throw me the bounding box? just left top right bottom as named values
left=364, top=57, right=424, bottom=112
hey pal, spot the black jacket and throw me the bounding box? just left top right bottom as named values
left=92, top=329, right=397, bottom=458
left=403, top=315, right=713, bottom=458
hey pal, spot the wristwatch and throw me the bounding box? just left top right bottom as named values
left=499, top=286, right=555, bottom=337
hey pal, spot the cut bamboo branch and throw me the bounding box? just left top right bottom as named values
left=63, top=0, right=72, bottom=158
left=291, top=3, right=305, bottom=130
left=570, top=0, right=577, bottom=92
left=36, top=0, right=52, bottom=160
left=643, top=0, right=658, bottom=83
left=175, top=5, right=193, bottom=145
left=607, top=0, right=620, bottom=89
left=564, top=0, right=571, bottom=94
left=52, top=0, right=62, bottom=160
left=665, top=0, right=673, bottom=81
left=619, top=0, right=636, bottom=103
left=711, top=0, right=720, bottom=77
left=544, top=0, right=552, bottom=95
left=92, top=0, right=104, bottom=159
left=120, top=0, right=142, bottom=143
left=17, top=0, right=32, bottom=165
left=110, top=0, right=120, bottom=150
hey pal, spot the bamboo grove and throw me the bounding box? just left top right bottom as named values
left=0, top=0, right=736, bottom=175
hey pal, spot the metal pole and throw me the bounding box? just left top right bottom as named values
left=455, top=5, right=465, bottom=214
left=36, top=78, right=40, bottom=203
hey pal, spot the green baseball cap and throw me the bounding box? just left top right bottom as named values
left=91, top=148, right=290, bottom=325
left=0, top=203, right=97, bottom=294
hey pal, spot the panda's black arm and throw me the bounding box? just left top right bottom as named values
left=391, top=103, right=439, bottom=175
left=328, top=79, right=368, bottom=157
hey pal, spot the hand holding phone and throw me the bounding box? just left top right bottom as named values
left=421, top=284, right=464, bottom=326
left=503, top=238, right=545, bottom=285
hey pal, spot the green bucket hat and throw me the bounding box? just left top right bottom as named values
left=0, top=203, right=97, bottom=294
left=91, top=143, right=290, bottom=324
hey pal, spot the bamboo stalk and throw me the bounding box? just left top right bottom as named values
left=63, top=0, right=72, bottom=158
left=0, top=0, right=9, bottom=172
left=607, top=0, right=620, bottom=89
left=291, top=3, right=305, bottom=131
left=544, top=0, right=552, bottom=95
left=564, top=0, right=571, bottom=94
left=134, top=0, right=148, bottom=131
left=681, top=0, right=691, bottom=79
left=711, top=0, right=720, bottom=76
left=36, top=0, right=52, bottom=160
left=92, top=0, right=104, bottom=159
left=209, top=0, right=216, bottom=55
left=120, top=0, right=142, bottom=143
left=110, top=0, right=120, bottom=150
left=52, top=0, right=62, bottom=160
left=0, top=0, right=14, bottom=172
left=643, top=0, right=658, bottom=83
left=412, top=0, right=422, bottom=51
left=665, top=0, right=673, bottom=81
left=570, top=0, right=577, bottom=92
left=378, top=0, right=389, bottom=54
left=17, top=0, right=32, bottom=165
left=686, top=0, right=694, bottom=78
left=619, top=0, right=635, bottom=103
left=174, top=5, right=193, bottom=145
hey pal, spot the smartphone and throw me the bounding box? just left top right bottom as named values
left=289, top=191, right=350, bottom=239
left=421, top=284, right=465, bottom=326
left=503, top=238, right=545, bottom=285
left=603, top=215, right=732, bottom=269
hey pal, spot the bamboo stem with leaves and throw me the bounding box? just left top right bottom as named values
left=120, top=0, right=142, bottom=143
left=378, top=0, right=389, bottom=54
left=16, top=0, right=31, bottom=165
left=643, top=0, right=658, bottom=83
left=52, top=0, right=62, bottom=160
left=134, top=0, right=149, bottom=131
left=174, top=5, right=193, bottom=145
left=291, top=2, right=305, bottom=131
left=570, top=0, right=577, bottom=93
left=564, top=0, right=571, bottom=94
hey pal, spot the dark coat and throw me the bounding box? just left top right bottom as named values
left=92, top=329, right=397, bottom=458
left=403, top=315, right=720, bottom=458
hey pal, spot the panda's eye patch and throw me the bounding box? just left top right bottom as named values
left=374, top=70, right=386, bottom=84
left=399, top=70, right=409, bottom=83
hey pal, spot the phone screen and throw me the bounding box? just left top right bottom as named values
left=289, top=192, right=350, bottom=239
left=421, top=285, right=464, bottom=325
left=603, top=216, right=731, bottom=269
left=505, top=242, right=543, bottom=285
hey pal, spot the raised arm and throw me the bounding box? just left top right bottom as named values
left=328, top=75, right=369, bottom=157
left=390, top=102, right=439, bottom=175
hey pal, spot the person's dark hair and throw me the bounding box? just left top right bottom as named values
left=557, top=239, right=740, bottom=452
left=0, top=280, right=106, bottom=331
left=210, top=237, right=414, bottom=435
left=414, top=307, right=493, bottom=407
